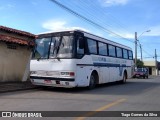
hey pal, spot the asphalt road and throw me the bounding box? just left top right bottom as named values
left=0, top=76, right=160, bottom=120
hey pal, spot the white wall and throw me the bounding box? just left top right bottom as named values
left=0, top=42, right=32, bottom=82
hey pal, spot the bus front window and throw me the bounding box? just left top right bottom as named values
left=56, top=36, right=74, bottom=58
left=34, top=35, right=74, bottom=59
left=49, top=37, right=60, bottom=58
left=34, top=38, right=51, bottom=59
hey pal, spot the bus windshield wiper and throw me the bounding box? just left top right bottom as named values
left=52, top=36, right=63, bottom=59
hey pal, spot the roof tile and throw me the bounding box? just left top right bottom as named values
left=0, top=34, right=35, bottom=46
left=0, top=26, right=35, bottom=38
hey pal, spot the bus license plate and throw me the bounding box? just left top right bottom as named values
left=44, top=80, right=52, bottom=84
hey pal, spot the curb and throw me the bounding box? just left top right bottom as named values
left=0, top=87, right=39, bottom=94
left=0, top=82, right=39, bottom=93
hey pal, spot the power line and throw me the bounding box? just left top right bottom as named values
left=62, top=1, right=115, bottom=32
left=49, top=0, right=134, bottom=43
left=62, top=0, right=122, bottom=40
left=137, top=39, right=154, bottom=58
left=79, top=0, right=132, bottom=35
left=70, top=0, right=134, bottom=41
left=49, top=0, right=156, bottom=59
left=142, top=49, right=154, bottom=57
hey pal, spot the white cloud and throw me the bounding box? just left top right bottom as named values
left=147, top=25, right=160, bottom=37
left=42, top=20, right=89, bottom=32
left=31, top=0, right=39, bottom=6
left=42, top=20, right=160, bottom=40
left=0, top=4, right=14, bottom=10
left=108, top=31, right=134, bottom=39
left=123, top=33, right=134, bottom=39
left=7, top=4, right=14, bottom=8
left=0, top=6, right=4, bottom=10
left=110, top=25, right=160, bottom=39
left=99, top=0, right=129, bottom=7
left=31, top=2, right=38, bottom=6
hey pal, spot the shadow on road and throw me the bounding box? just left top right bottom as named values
left=38, top=78, right=160, bottom=95
left=1, top=77, right=159, bottom=97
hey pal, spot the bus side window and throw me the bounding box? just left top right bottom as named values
left=128, top=50, right=133, bottom=60
left=108, top=45, right=116, bottom=57
left=77, top=37, right=85, bottom=55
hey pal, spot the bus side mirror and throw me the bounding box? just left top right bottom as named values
left=78, top=37, right=85, bottom=49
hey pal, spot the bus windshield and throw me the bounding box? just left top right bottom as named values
left=34, top=35, right=74, bottom=59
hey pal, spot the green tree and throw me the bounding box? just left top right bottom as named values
left=136, top=59, right=144, bottom=67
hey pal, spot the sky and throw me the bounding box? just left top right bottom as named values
left=0, top=0, right=160, bottom=61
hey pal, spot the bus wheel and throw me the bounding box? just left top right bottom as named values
left=120, top=72, right=127, bottom=84
left=88, top=74, right=96, bottom=89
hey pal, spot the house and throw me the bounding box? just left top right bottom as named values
left=143, top=61, right=160, bottom=75
left=0, top=26, right=35, bottom=82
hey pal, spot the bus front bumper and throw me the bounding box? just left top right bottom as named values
left=30, top=76, right=76, bottom=88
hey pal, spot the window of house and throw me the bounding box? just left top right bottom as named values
left=7, top=43, right=17, bottom=49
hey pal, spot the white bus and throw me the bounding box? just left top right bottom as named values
left=30, top=30, right=134, bottom=89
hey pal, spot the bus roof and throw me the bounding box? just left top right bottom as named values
left=38, top=29, right=132, bottom=50
left=80, top=30, right=132, bottom=50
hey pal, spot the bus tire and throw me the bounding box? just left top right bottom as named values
left=88, top=73, right=97, bottom=89
left=120, top=71, right=127, bottom=84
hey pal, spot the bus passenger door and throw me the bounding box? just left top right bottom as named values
left=76, top=35, right=88, bottom=86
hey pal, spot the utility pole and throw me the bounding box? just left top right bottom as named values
left=140, top=44, right=143, bottom=61
left=135, top=32, right=138, bottom=68
left=135, top=30, right=150, bottom=68
left=155, top=49, right=158, bottom=75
